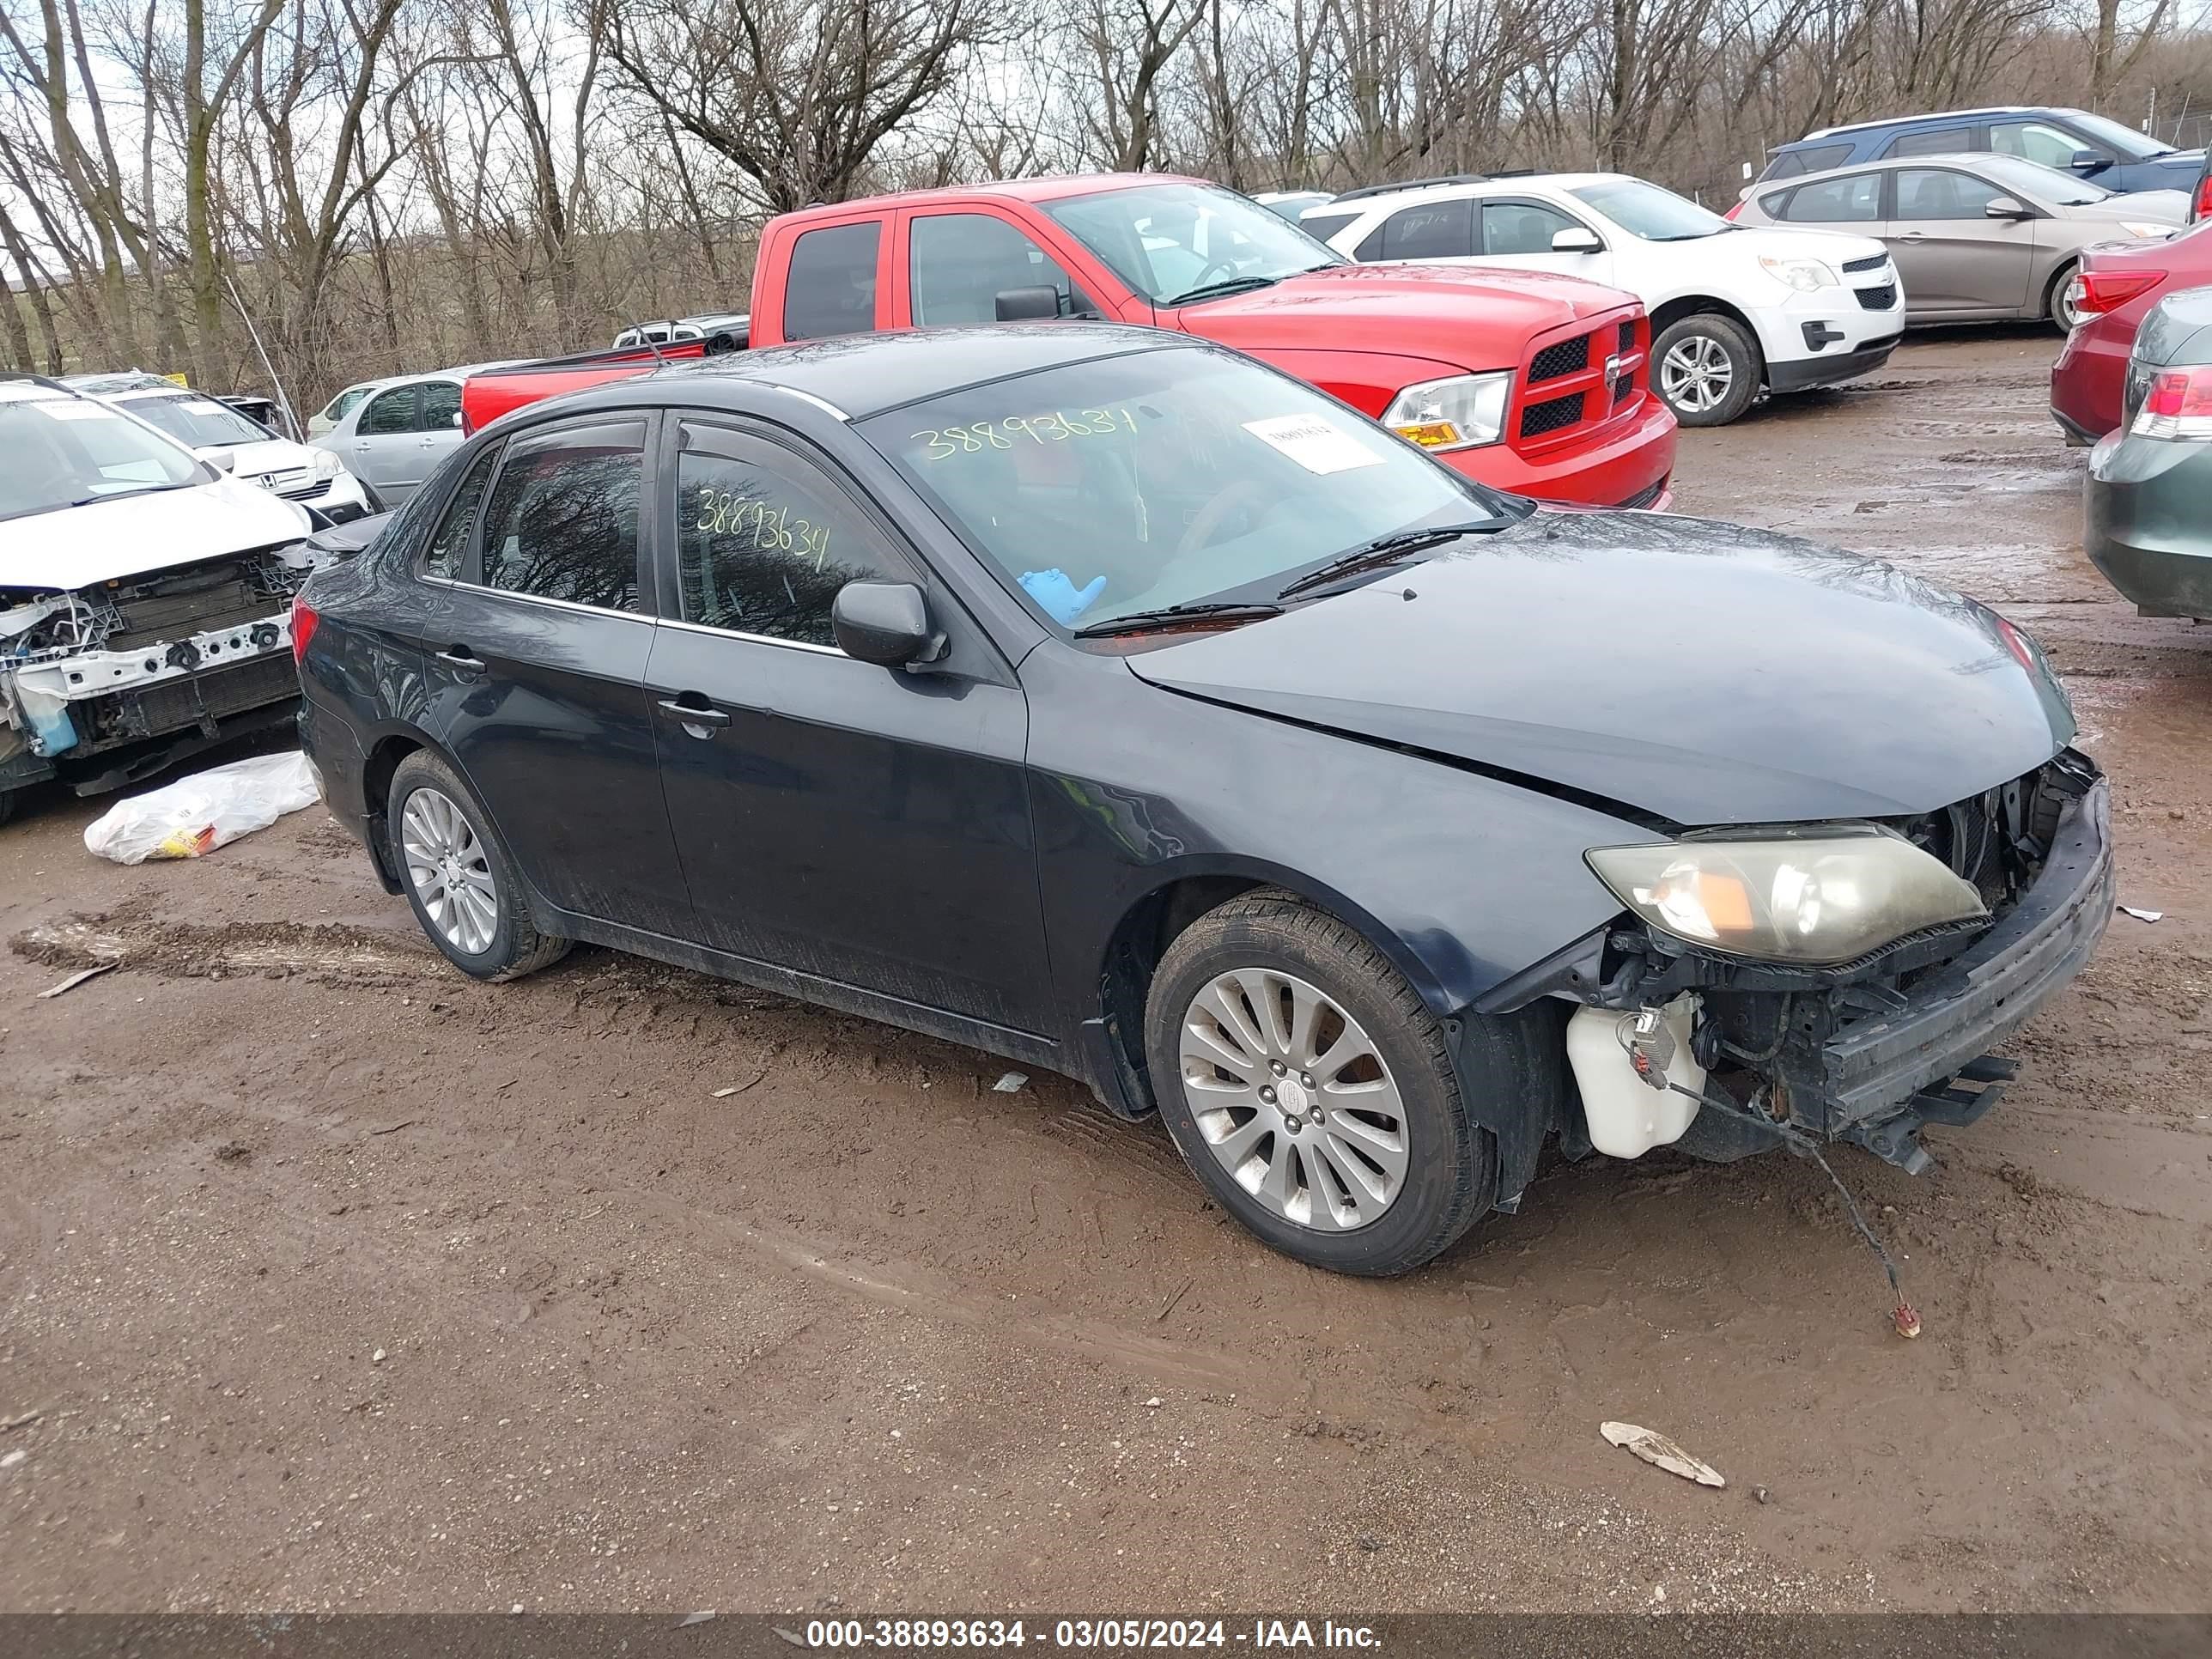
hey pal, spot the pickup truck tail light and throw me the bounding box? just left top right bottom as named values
left=2074, top=268, right=2162, bottom=321
left=2131, top=364, right=2212, bottom=441
left=291, top=595, right=320, bottom=666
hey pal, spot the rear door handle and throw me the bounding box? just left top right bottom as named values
left=436, top=647, right=487, bottom=677
left=659, top=696, right=732, bottom=734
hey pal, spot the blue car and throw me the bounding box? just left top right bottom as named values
left=1761, top=106, right=2203, bottom=198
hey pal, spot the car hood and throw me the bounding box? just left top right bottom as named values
left=1180, top=264, right=1637, bottom=371
left=2071, top=189, right=2191, bottom=225
left=1707, top=223, right=1892, bottom=267
left=199, top=437, right=321, bottom=478
left=0, top=479, right=311, bottom=591
left=1122, top=510, right=2075, bottom=826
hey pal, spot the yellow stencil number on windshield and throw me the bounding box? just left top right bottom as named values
left=911, top=407, right=1139, bottom=461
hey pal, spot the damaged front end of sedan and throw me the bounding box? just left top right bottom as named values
left=1, top=539, right=323, bottom=817
left=1481, top=748, right=2112, bottom=1186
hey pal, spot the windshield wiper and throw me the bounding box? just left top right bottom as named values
left=1274, top=520, right=1501, bottom=600
left=1163, top=274, right=1283, bottom=307
left=1072, top=600, right=1284, bottom=638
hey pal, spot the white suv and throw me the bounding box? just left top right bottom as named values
left=99, top=385, right=375, bottom=524
left=1308, top=173, right=1905, bottom=425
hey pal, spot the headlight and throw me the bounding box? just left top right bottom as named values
left=1382, top=373, right=1511, bottom=452
left=312, top=449, right=343, bottom=479
left=1758, top=255, right=1838, bottom=293
left=2118, top=221, right=2172, bottom=240
left=1585, top=827, right=1987, bottom=965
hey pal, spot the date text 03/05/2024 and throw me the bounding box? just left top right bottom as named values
left=800, top=1619, right=1382, bottom=1650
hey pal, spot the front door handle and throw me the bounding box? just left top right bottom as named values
left=436, top=647, right=487, bottom=677
left=659, top=696, right=732, bottom=734
left=1897, top=231, right=1925, bottom=242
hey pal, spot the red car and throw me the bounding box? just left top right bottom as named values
left=466, top=174, right=1676, bottom=508
left=2051, top=220, right=2212, bottom=443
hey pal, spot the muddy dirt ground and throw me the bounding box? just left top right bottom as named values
left=2, top=327, right=2207, bottom=1617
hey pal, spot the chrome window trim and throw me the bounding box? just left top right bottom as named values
left=418, top=572, right=653, bottom=623
left=657, top=615, right=848, bottom=658
left=765, top=385, right=851, bottom=422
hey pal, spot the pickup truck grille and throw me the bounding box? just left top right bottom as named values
left=1528, top=335, right=1590, bottom=385
left=1512, top=309, right=1644, bottom=452
left=1520, top=391, right=1585, bottom=438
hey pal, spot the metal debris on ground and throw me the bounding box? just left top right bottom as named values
left=2118, top=905, right=2165, bottom=922
left=992, top=1071, right=1029, bottom=1092
left=1601, top=1420, right=1727, bottom=1488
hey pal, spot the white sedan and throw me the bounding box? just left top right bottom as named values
left=1306, top=172, right=1906, bottom=425
left=99, top=386, right=377, bottom=522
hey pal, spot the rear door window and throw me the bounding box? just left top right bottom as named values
left=1885, top=126, right=1977, bottom=158
left=478, top=419, right=647, bottom=611
left=1357, top=198, right=1474, bottom=260
left=909, top=212, right=1095, bottom=324
left=422, top=445, right=502, bottom=579
left=357, top=386, right=420, bottom=435
left=1775, top=173, right=1881, bottom=222
left=1297, top=210, right=1358, bottom=245
left=782, top=222, right=881, bottom=341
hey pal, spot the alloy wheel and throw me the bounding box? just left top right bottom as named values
left=398, top=787, right=499, bottom=955
left=1177, top=969, right=1409, bottom=1231
left=1660, top=333, right=1734, bottom=414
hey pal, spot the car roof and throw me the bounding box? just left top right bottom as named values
left=0, top=374, right=80, bottom=404
left=1329, top=172, right=1630, bottom=218
left=1795, top=106, right=2057, bottom=144
left=769, top=173, right=1205, bottom=233
left=550, top=324, right=1196, bottom=424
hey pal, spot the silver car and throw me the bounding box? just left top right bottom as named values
left=307, top=362, right=520, bottom=504
left=1732, top=153, right=2185, bottom=329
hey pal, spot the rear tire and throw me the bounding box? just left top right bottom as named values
left=2046, top=262, right=2081, bottom=332
left=1653, top=313, right=1762, bottom=426
left=1143, top=890, right=1498, bottom=1276
left=386, top=751, right=569, bottom=981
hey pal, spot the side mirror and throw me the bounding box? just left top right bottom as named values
left=1984, top=195, right=2032, bottom=221
left=2069, top=149, right=2111, bottom=173
left=1551, top=227, right=1603, bottom=253
left=994, top=285, right=1065, bottom=321
left=449, top=410, right=465, bottom=428
left=832, top=581, right=946, bottom=668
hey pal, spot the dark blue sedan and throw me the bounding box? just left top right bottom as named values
left=294, top=326, right=2112, bottom=1275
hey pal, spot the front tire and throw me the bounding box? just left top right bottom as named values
left=386, top=751, right=569, bottom=981
left=1653, top=313, right=1762, bottom=426
left=1143, top=891, right=1498, bottom=1276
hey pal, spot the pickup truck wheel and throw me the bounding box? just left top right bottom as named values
left=1144, top=891, right=1498, bottom=1276
left=1653, top=313, right=1761, bottom=426
left=386, top=751, right=569, bottom=981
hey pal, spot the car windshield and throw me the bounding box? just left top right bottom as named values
left=122, top=393, right=273, bottom=448
left=1043, top=182, right=1344, bottom=306
left=1569, top=178, right=1733, bottom=240
left=1976, top=153, right=2112, bottom=206
left=2067, top=111, right=2172, bottom=161
left=860, top=345, right=1511, bottom=635
left=0, top=393, right=203, bottom=522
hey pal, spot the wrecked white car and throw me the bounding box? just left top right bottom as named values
left=1, top=375, right=324, bottom=824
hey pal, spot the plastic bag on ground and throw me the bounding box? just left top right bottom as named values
left=84, top=751, right=322, bottom=865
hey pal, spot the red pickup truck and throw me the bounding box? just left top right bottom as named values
left=465, top=174, right=1676, bottom=507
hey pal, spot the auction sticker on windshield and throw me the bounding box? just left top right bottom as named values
left=1242, top=414, right=1385, bottom=474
